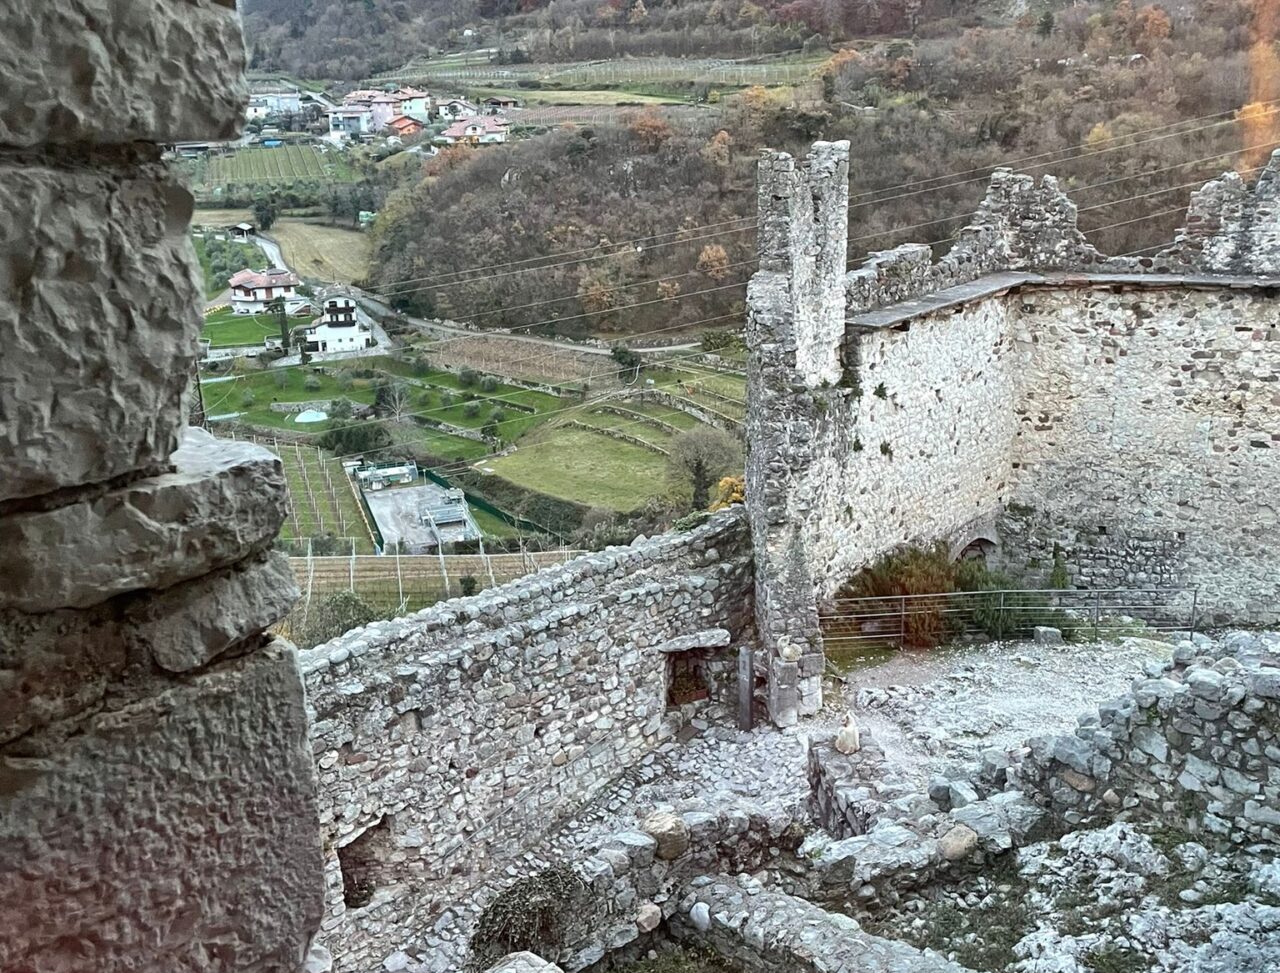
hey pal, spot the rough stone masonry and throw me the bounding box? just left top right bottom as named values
left=747, top=142, right=1280, bottom=724
left=301, top=509, right=753, bottom=972
left=0, top=4, right=325, bottom=971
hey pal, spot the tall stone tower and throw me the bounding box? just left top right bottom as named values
left=745, top=142, right=850, bottom=726
left=0, top=3, right=325, bottom=969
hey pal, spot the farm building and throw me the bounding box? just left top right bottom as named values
left=483, top=96, right=519, bottom=113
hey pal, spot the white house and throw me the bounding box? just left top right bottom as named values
left=246, top=97, right=271, bottom=121
left=255, top=87, right=302, bottom=114
left=294, top=297, right=373, bottom=353
left=328, top=107, right=373, bottom=139
left=228, top=267, right=302, bottom=314
left=436, top=98, right=480, bottom=121
left=437, top=115, right=510, bottom=145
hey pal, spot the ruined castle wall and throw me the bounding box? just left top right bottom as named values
left=1015, top=652, right=1280, bottom=845
left=801, top=300, right=1020, bottom=602
left=1003, top=284, right=1280, bottom=623
left=748, top=146, right=1280, bottom=719
left=299, top=509, right=753, bottom=972
left=0, top=3, right=324, bottom=970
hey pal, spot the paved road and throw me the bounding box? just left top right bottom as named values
left=354, top=289, right=701, bottom=356
left=253, top=232, right=287, bottom=269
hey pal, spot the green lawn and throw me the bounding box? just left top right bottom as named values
left=471, top=507, right=525, bottom=539
left=483, top=426, right=670, bottom=512
left=202, top=308, right=280, bottom=348
left=359, top=357, right=565, bottom=442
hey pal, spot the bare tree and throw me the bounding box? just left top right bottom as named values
left=667, top=427, right=742, bottom=508
left=375, top=381, right=413, bottom=421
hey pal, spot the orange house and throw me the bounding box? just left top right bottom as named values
left=386, top=114, right=424, bottom=138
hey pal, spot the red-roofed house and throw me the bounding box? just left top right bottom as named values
left=229, top=267, right=303, bottom=314
left=437, top=116, right=510, bottom=145
left=387, top=114, right=425, bottom=138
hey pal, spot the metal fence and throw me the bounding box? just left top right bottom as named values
left=277, top=546, right=585, bottom=642
left=819, top=587, right=1200, bottom=652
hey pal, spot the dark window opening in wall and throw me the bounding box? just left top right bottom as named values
left=957, top=538, right=996, bottom=562
left=1098, top=526, right=1108, bottom=536
left=667, top=652, right=709, bottom=707
left=338, top=816, right=393, bottom=910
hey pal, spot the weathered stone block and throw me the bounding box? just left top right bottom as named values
left=0, top=551, right=297, bottom=744
left=0, top=0, right=247, bottom=148
left=0, top=429, right=287, bottom=612
left=0, top=641, right=324, bottom=971
left=0, top=603, right=128, bottom=745
left=0, top=162, right=201, bottom=501
left=124, top=550, right=300, bottom=672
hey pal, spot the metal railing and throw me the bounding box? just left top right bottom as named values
left=819, top=587, right=1199, bottom=651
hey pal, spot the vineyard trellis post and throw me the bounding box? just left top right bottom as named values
left=349, top=537, right=356, bottom=592
left=436, top=544, right=451, bottom=599
left=395, top=546, right=405, bottom=613
left=301, top=536, right=315, bottom=636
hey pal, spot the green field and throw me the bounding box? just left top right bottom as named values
left=483, top=426, right=670, bottom=512
left=202, top=308, right=280, bottom=347
left=202, top=356, right=739, bottom=517
left=187, top=144, right=357, bottom=191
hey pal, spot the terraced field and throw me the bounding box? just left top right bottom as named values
left=230, top=436, right=376, bottom=552
left=188, top=145, right=357, bottom=191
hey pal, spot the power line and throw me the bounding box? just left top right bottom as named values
left=372, top=132, right=1280, bottom=318
left=360, top=105, right=1280, bottom=298
left=207, top=163, right=1248, bottom=397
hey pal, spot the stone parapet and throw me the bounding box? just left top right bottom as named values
left=0, top=0, right=247, bottom=148
left=1013, top=635, right=1280, bottom=844
left=669, top=876, right=974, bottom=973
left=302, top=508, right=755, bottom=971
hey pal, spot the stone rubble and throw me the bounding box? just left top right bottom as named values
left=393, top=633, right=1280, bottom=973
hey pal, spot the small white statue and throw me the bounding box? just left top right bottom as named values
left=778, top=634, right=802, bottom=662
left=835, top=712, right=862, bottom=754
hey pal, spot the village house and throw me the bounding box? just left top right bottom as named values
left=246, top=96, right=271, bottom=121
left=294, top=297, right=373, bottom=354
left=328, top=106, right=373, bottom=139
left=437, top=115, right=510, bottom=145
left=396, top=86, right=432, bottom=120
left=253, top=85, right=303, bottom=114
left=436, top=98, right=480, bottom=121
left=368, top=93, right=402, bottom=130
left=228, top=267, right=303, bottom=314
left=483, top=95, right=519, bottom=114
left=386, top=114, right=425, bottom=138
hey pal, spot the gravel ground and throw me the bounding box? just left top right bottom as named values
left=842, top=635, right=1179, bottom=787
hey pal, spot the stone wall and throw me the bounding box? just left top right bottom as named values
left=299, top=509, right=753, bottom=972
left=1003, top=283, right=1279, bottom=623
left=0, top=3, right=324, bottom=971
left=1014, top=641, right=1280, bottom=844
left=668, top=877, right=973, bottom=973
left=746, top=144, right=1280, bottom=721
